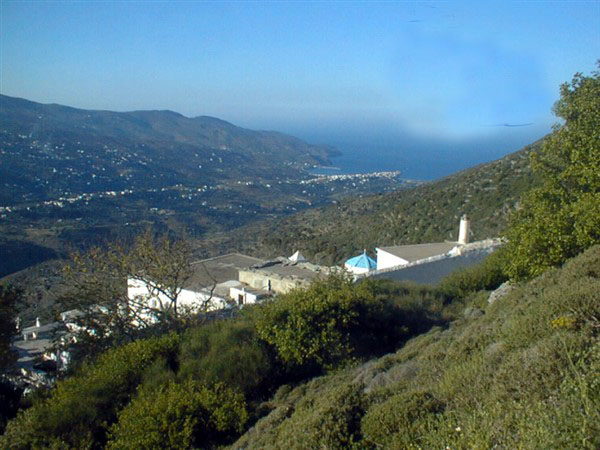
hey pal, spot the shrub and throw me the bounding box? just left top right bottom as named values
left=275, top=382, right=366, bottom=449
left=177, top=314, right=278, bottom=399
left=361, top=390, right=445, bottom=448
left=1, top=333, right=180, bottom=449
left=107, top=381, right=248, bottom=450
left=438, top=249, right=507, bottom=300
left=254, top=274, right=400, bottom=370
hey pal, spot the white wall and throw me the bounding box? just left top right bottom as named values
left=344, top=264, right=371, bottom=275
left=376, top=249, right=409, bottom=270
left=127, top=278, right=229, bottom=325
left=229, top=287, right=259, bottom=306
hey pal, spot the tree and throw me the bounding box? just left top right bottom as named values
left=503, top=64, right=600, bottom=280
left=59, top=231, right=198, bottom=360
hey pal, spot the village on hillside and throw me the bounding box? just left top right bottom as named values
left=11, top=215, right=500, bottom=389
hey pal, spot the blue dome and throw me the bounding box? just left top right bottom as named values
left=345, top=251, right=377, bottom=270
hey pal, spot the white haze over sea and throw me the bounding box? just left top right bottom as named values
left=299, top=123, right=550, bottom=181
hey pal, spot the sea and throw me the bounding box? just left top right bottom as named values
left=306, top=129, right=548, bottom=181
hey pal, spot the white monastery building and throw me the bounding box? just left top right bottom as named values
left=376, top=215, right=471, bottom=270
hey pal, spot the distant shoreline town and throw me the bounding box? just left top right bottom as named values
left=306, top=169, right=422, bottom=185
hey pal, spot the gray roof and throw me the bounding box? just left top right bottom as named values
left=369, top=246, right=493, bottom=285
left=185, top=253, right=265, bottom=291
left=245, top=259, right=326, bottom=282
left=14, top=322, right=67, bottom=368
left=377, top=242, right=458, bottom=263
left=21, top=321, right=62, bottom=338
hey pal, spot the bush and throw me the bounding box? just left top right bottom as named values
left=361, top=390, right=445, bottom=448
left=177, top=314, right=278, bottom=399
left=438, top=249, right=507, bottom=300
left=107, top=381, right=248, bottom=450
left=255, top=274, right=400, bottom=370
left=275, top=381, right=366, bottom=449
left=1, top=333, right=180, bottom=449
left=0, top=379, right=22, bottom=435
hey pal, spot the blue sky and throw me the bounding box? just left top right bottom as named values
left=1, top=1, right=599, bottom=170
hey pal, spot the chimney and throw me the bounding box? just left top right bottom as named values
left=458, top=214, right=470, bottom=245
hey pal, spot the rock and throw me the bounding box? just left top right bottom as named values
left=351, top=359, right=379, bottom=386
left=488, top=281, right=514, bottom=305
left=363, top=360, right=419, bottom=393
left=463, top=307, right=484, bottom=319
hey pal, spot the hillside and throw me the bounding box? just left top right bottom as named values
left=220, top=141, right=541, bottom=265
left=231, top=246, right=599, bottom=449
left=4, top=246, right=598, bottom=448
left=0, top=94, right=334, bottom=206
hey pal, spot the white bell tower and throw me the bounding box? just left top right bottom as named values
left=458, top=214, right=470, bottom=245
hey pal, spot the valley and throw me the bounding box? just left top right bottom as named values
left=0, top=95, right=415, bottom=280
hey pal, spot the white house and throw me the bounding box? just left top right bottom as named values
left=126, top=253, right=271, bottom=324
left=229, top=286, right=269, bottom=306
left=127, top=277, right=230, bottom=325
left=376, top=242, right=461, bottom=270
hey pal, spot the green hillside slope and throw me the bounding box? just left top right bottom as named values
left=231, top=245, right=600, bottom=449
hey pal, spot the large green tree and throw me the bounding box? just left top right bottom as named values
left=503, top=65, right=600, bottom=280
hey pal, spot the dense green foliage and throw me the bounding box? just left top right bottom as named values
left=2, top=275, right=449, bottom=448
left=177, top=315, right=279, bottom=399
left=361, top=390, right=445, bottom=447
left=0, top=284, right=21, bottom=434
left=504, top=66, right=600, bottom=280
left=107, top=381, right=247, bottom=449
left=1, top=333, right=180, bottom=449
left=272, top=381, right=366, bottom=449
left=0, top=284, right=19, bottom=372
left=255, top=274, right=446, bottom=370
left=256, top=275, right=389, bottom=368
left=231, top=245, right=600, bottom=449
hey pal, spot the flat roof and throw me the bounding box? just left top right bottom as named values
left=14, top=322, right=67, bottom=367
left=185, top=253, right=265, bottom=290
left=242, top=260, right=327, bottom=282
left=377, top=242, right=458, bottom=263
